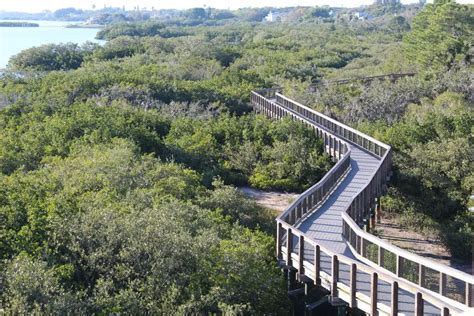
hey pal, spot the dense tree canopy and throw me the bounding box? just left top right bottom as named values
left=403, top=0, right=473, bottom=71
left=7, top=42, right=98, bottom=71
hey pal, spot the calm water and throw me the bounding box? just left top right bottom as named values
left=0, top=20, right=102, bottom=68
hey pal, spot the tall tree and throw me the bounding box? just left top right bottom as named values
left=403, top=0, right=473, bottom=71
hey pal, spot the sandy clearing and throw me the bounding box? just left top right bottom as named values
left=238, top=186, right=299, bottom=213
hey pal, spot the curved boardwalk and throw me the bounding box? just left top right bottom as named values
left=298, top=146, right=378, bottom=256
left=251, top=90, right=474, bottom=316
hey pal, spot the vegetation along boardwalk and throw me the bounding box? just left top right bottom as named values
left=251, top=89, right=474, bottom=316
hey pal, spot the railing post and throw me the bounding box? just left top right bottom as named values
left=276, top=222, right=282, bottom=259
left=286, top=228, right=293, bottom=266
left=298, top=235, right=305, bottom=275
left=314, top=245, right=321, bottom=285
left=332, top=255, right=339, bottom=296
left=350, top=263, right=357, bottom=308
left=391, top=281, right=398, bottom=315
left=371, top=272, right=378, bottom=316
left=415, top=292, right=423, bottom=316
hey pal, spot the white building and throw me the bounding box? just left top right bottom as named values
left=264, top=11, right=285, bottom=22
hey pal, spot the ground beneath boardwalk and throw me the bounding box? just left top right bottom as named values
left=375, top=216, right=472, bottom=275
left=238, top=187, right=299, bottom=213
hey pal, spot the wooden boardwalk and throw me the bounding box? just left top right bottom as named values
left=251, top=90, right=474, bottom=316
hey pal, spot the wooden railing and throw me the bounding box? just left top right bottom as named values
left=278, top=221, right=461, bottom=316
left=251, top=89, right=474, bottom=315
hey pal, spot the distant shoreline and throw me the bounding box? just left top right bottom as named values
left=0, top=22, right=39, bottom=27
left=65, top=23, right=104, bottom=29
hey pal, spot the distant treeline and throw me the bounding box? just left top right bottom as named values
left=0, top=22, right=39, bottom=27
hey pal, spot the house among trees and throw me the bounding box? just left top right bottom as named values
left=263, top=11, right=286, bottom=22
left=354, top=11, right=373, bottom=20
left=375, top=0, right=400, bottom=4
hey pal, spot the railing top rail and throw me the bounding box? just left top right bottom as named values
left=275, top=92, right=391, bottom=151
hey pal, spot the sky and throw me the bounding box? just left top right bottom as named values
left=0, top=0, right=472, bottom=13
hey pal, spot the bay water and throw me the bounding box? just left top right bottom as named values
left=0, top=20, right=102, bottom=69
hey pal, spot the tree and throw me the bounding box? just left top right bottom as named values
left=7, top=43, right=97, bottom=71
left=385, top=16, right=410, bottom=38
left=310, top=6, right=331, bottom=18
left=403, top=0, right=474, bottom=71
left=187, top=8, right=207, bottom=20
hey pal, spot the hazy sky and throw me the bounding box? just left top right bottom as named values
left=0, top=0, right=472, bottom=13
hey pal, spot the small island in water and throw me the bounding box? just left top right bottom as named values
left=0, top=22, right=39, bottom=27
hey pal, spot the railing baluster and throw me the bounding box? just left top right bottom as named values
left=378, top=246, right=384, bottom=267
left=440, top=273, right=447, bottom=296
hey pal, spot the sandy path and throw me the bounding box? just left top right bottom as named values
left=238, top=187, right=299, bottom=213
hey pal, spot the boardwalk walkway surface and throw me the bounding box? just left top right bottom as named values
left=251, top=90, right=474, bottom=316
left=298, top=146, right=378, bottom=256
